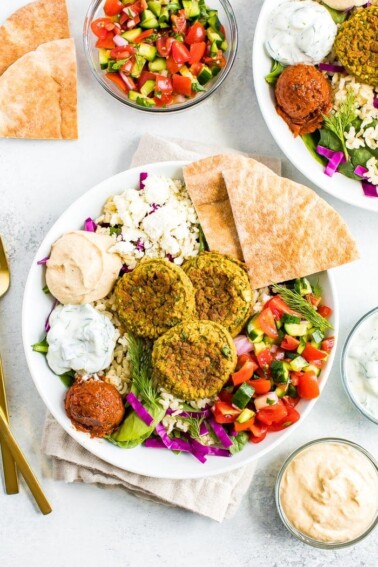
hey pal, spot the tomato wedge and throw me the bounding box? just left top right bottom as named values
left=297, top=371, right=320, bottom=399
left=188, top=42, right=206, bottom=65
left=96, top=32, right=116, bottom=49
left=212, top=401, right=240, bottom=424
left=302, top=343, right=327, bottom=362
left=185, top=22, right=206, bottom=44
left=105, top=72, right=127, bottom=92
left=318, top=305, right=333, bottom=318
left=280, top=335, right=300, bottom=351
left=133, top=29, right=155, bottom=43
left=255, top=348, right=272, bottom=370
left=268, top=402, right=300, bottom=431
left=138, top=70, right=156, bottom=88
left=167, top=55, right=182, bottom=74
left=190, top=62, right=203, bottom=76
left=264, top=296, right=299, bottom=319
left=321, top=337, right=335, bottom=352
left=171, top=9, right=187, bottom=34
left=156, top=37, right=175, bottom=57
left=232, top=360, right=258, bottom=386
left=154, top=94, right=173, bottom=107
left=104, top=0, right=124, bottom=16
left=248, top=378, right=271, bottom=395
left=234, top=418, right=255, bottom=432
left=218, top=389, right=233, bottom=404
left=110, top=46, right=136, bottom=59
left=91, top=18, right=114, bottom=39
left=156, top=75, right=173, bottom=94
left=249, top=423, right=268, bottom=443
left=256, top=400, right=288, bottom=426
left=171, top=41, right=190, bottom=64
left=172, top=74, right=192, bottom=96
left=256, top=308, right=278, bottom=339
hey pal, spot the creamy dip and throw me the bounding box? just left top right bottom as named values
left=280, top=441, right=378, bottom=543
left=265, top=1, right=337, bottom=66
left=345, top=311, right=378, bottom=421
left=46, top=304, right=117, bottom=375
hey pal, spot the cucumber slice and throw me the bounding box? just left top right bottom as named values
left=289, top=356, right=307, bottom=372
left=197, top=64, right=212, bottom=85
left=305, top=364, right=321, bottom=376
left=294, top=277, right=312, bottom=296
left=98, top=48, right=110, bottom=70
left=183, top=0, right=200, bottom=19
left=246, top=314, right=264, bottom=343
left=148, top=1, right=162, bottom=16
left=131, top=54, right=146, bottom=78
left=232, top=382, right=255, bottom=410
left=140, top=9, right=159, bottom=29
left=129, top=91, right=156, bottom=107
left=122, top=28, right=142, bottom=42
left=284, top=322, right=309, bottom=337
left=236, top=408, right=255, bottom=424
left=271, top=361, right=290, bottom=384
left=140, top=79, right=156, bottom=96
left=138, top=42, right=157, bottom=61
left=148, top=57, right=167, bottom=71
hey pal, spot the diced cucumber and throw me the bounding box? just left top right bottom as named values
left=122, top=28, right=142, bottom=42
left=108, top=58, right=127, bottom=72
left=183, top=0, right=200, bottom=18
left=212, top=65, right=221, bottom=77
left=131, top=54, right=146, bottom=78
left=210, top=41, right=219, bottom=56
left=276, top=384, right=288, bottom=398
left=207, top=13, right=221, bottom=31
left=197, top=64, right=212, bottom=85
left=282, top=314, right=301, bottom=325
left=220, top=39, right=228, bottom=51
left=207, top=28, right=223, bottom=46
left=140, top=9, right=159, bottom=28
left=305, top=364, right=321, bottom=376
left=297, top=338, right=306, bottom=354
left=271, top=361, right=290, bottom=384
left=246, top=314, right=264, bottom=343
left=148, top=1, right=162, bottom=16
left=287, top=384, right=298, bottom=398
left=285, top=322, right=309, bottom=337
left=236, top=408, right=255, bottom=424
left=99, top=48, right=111, bottom=70
left=254, top=341, right=267, bottom=355
left=140, top=79, right=156, bottom=96
left=289, top=356, right=307, bottom=372
left=311, top=329, right=324, bottom=344
left=232, top=382, right=255, bottom=409
left=159, top=7, right=169, bottom=24
left=159, top=22, right=169, bottom=28
left=128, top=91, right=156, bottom=107
left=148, top=57, right=167, bottom=71
left=294, top=277, right=312, bottom=296
left=138, top=42, right=157, bottom=61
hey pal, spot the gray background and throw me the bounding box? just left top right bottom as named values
left=0, top=0, right=376, bottom=565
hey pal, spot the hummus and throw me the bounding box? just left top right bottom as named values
left=279, top=441, right=378, bottom=543
left=323, top=1, right=365, bottom=10
left=46, top=231, right=122, bottom=304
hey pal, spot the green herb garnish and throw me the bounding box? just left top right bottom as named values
left=42, top=284, right=50, bottom=294
left=198, top=225, right=209, bottom=251
left=265, top=60, right=285, bottom=85
left=323, top=90, right=357, bottom=159
left=180, top=415, right=205, bottom=440
left=32, top=338, right=49, bottom=353
left=127, top=333, right=160, bottom=407
left=272, top=284, right=333, bottom=333
left=59, top=370, right=75, bottom=388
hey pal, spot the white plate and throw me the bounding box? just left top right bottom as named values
left=22, top=161, right=339, bottom=479
left=252, top=0, right=378, bottom=213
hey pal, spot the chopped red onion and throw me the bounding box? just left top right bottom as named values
left=126, top=392, right=154, bottom=426
left=135, top=238, right=145, bottom=252
left=139, top=172, right=148, bottom=189
left=84, top=217, right=97, bottom=232
left=166, top=253, right=174, bottom=262
left=113, top=34, right=128, bottom=47
left=362, top=181, right=378, bottom=198
left=37, top=256, right=49, bottom=265
left=316, top=145, right=337, bottom=160
left=318, top=63, right=346, bottom=74
left=120, top=264, right=132, bottom=275
left=234, top=335, right=254, bottom=355
left=324, top=151, right=346, bottom=177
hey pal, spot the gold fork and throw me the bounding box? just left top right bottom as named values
left=0, top=236, right=52, bottom=513
left=0, top=235, right=18, bottom=494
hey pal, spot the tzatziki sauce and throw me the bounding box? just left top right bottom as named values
left=345, top=310, right=378, bottom=422
left=265, top=1, right=337, bottom=66
left=46, top=304, right=117, bottom=375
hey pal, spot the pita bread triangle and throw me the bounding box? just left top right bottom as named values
left=0, top=38, right=78, bottom=139
left=0, top=0, right=70, bottom=76
left=222, top=159, right=359, bottom=289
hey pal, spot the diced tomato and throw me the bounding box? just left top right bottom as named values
left=185, top=22, right=206, bottom=44
left=212, top=401, right=240, bottom=424
left=218, top=389, right=233, bottom=404
left=104, top=0, right=124, bottom=16
left=171, top=9, right=187, bottom=34
left=280, top=335, right=300, bottom=351
left=249, top=423, right=268, bottom=443
left=96, top=32, right=116, bottom=49
left=318, top=305, right=333, bottom=318
left=268, top=403, right=300, bottom=431
left=138, top=70, right=156, bottom=88
left=232, top=360, right=258, bottom=386
left=290, top=371, right=302, bottom=387
left=91, top=18, right=114, bottom=39
left=154, top=93, right=173, bottom=107
left=167, top=55, right=182, bottom=74
left=133, top=29, right=155, bottom=43
left=172, top=74, right=192, bottom=96
left=297, top=371, right=320, bottom=400
left=204, top=51, right=226, bottom=68
left=302, top=343, right=327, bottom=363
left=122, top=0, right=147, bottom=17
left=110, top=45, right=136, bottom=59
left=171, top=41, right=190, bottom=64
left=305, top=293, right=321, bottom=307
left=188, top=42, right=206, bottom=65
left=234, top=418, right=255, bottom=432
left=156, top=75, right=173, bottom=94
left=321, top=337, right=335, bottom=352
left=190, top=62, right=203, bottom=76
left=256, top=400, right=288, bottom=426
left=120, top=58, right=134, bottom=75
left=248, top=378, right=271, bottom=395
left=105, top=72, right=127, bottom=92
left=256, top=348, right=272, bottom=370
left=282, top=395, right=300, bottom=407
left=256, top=308, right=278, bottom=340
left=264, top=295, right=299, bottom=319
left=156, top=37, right=175, bottom=57
left=236, top=353, right=255, bottom=369
left=310, top=359, right=325, bottom=369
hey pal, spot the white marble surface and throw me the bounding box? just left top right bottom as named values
left=0, top=0, right=377, bottom=565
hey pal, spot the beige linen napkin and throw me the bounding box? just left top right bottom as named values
left=42, top=134, right=281, bottom=522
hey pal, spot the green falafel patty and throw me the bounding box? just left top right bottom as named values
left=114, top=258, right=195, bottom=339
left=152, top=320, right=237, bottom=400
left=182, top=251, right=253, bottom=337
left=334, top=6, right=378, bottom=87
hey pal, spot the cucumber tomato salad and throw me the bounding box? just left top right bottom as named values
left=91, top=0, right=228, bottom=107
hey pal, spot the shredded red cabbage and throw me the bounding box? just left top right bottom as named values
left=229, top=429, right=238, bottom=437
left=155, top=423, right=174, bottom=448
left=325, top=151, right=346, bottom=177
left=165, top=408, right=211, bottom=418
left=120, top=264, right=132, bottom=276
left=316, top=145, right=336, bottom=160
left=373, top=96, right=378, bottom=110
left=37, top=256, right=49, bottom=265
left=362, top=181, right=378, bottom=198
left=135, top=238, right=145, bottom=252
left=139, top=172, right=148, bottom=189
left=45, top=299, right=58, bottom=333
left=149, top=203, right=160, bottom=215
left=234, top=335, right=254, bottom=355
left=190, top=438, right=230, bottom=459
left=318, top=63, right=346, bottom=74
left=84, top=217, right=97, bottom=232
left=126, top=392, right=154, bottom=426
left=199, top=422, right=209, bottom=436
left=144, top=438, right=166, bottom=449
left=354, top=165, right=368, bottom=178
left=208, top=417, right=233, bottom=448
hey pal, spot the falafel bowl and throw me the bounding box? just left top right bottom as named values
left=22, top=161, right=338, bottom=479
left=253, top=0, right=378, bottom=212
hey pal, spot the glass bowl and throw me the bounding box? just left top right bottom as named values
left=83, top=0, right=238, bottom=113
left=275, top=438, right=378, bottom=549
left=341, top=307, right=378, bottom=425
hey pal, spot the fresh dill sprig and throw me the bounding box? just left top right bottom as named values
left=179, top=415, right=205, bottom=440
left=272, top=284, right=333, bottom=333
left=127, top=333, right=160, bottom=407
left=323, top=90, right=357, bottom=159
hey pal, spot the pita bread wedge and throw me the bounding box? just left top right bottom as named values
left=222, top=160, right=359, bottom=289
left=0, top=38, right=77, bottom=139
left=0, top=0, right=70, bottom=76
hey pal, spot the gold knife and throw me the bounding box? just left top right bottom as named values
left=0, top=406, right=52, bottom=514
left=0, top=355, right=19, bottom=494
